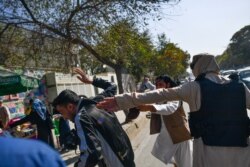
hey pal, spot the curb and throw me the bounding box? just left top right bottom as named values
left=122, top=112, right=149, bottom=140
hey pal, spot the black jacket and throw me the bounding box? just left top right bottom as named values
left=75, top=78, right=135, bottom=167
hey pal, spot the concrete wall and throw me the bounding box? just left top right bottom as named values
left=45, top=72, right=118, bottom=103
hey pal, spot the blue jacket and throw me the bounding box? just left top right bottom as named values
left=0, top=137, right=66, bottom=167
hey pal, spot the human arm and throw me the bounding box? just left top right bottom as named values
left=144, top=81, right=156, bottom=90
left=97, top=88, right=180, bottom=112
left=92, top=78, right=117, bottom=98
left=97, top=82, right=196, bottom=112
left=137, top=101, right=179, bottom=115
left=74, top=67, right=117, bottom=98
left=74, top=68, right=93, bottom=84
left=137, top=104, right=156, bottom=113
left=9, top=113, right=33, bottom=128
left=138, top=81, right=155, bottom=92
left=152, top=101, right=179, bottom=115
left=138, top=82, right=146, bottom=92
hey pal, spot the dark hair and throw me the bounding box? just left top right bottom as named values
left=155, top=75, right=177, bottom=88
left=52, top=89, right=80, bottom=107
left=29, top=99, right=34, bottom=105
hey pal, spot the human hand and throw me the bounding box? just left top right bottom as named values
left=137, top=104, right=155, bottom=112
left=96, top=97, right=119, bottom=112
left=53, top=114, right=62, bottom=120
left=73, top=68, right=93, bottom=84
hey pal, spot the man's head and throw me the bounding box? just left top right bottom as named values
left=190, top=53, right=220, bottom=78
left=52, top=90, right=80, bottom=121
left=143, top=75, right=150, bottom=82
left=155, top=75, right=177, bottom=89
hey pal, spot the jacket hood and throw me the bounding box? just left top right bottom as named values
left=191, top=53, right=220, bottom=78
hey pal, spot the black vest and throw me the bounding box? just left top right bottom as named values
left=189, top=77, right=249, bottom=147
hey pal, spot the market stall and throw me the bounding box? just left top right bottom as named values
left=0, top=68, right=39, bottom=138
left=0, top=69, right=39, bottom=96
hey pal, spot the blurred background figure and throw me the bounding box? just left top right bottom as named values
left=137, top=75, right=156, bottom=119
left=9, top=98, right=55, bottom=147
left=0, top=100, right=11, bottom=131
left=138, top=75, right=156, bottom=92
left=53, top=109, right=72, bottom=152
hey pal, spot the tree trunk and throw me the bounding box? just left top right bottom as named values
left=114, top=66, right=129, bottom=120
left=114, top=67, right=125, bottom=94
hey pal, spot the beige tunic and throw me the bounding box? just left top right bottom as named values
left=115, top=73, right=250, bottom=167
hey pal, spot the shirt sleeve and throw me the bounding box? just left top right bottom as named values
left=153, top=101, right=179, bottom=115
left=115, top=81, right=198, bottom=111
left=92, top=78, right=117, bottom=98
left=115, top=87, right=182, bottom=110
left=144, top=81, right=156, bottom=90
left=9, top=113, right=33, bottom=128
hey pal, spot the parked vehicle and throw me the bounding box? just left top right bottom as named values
left=237, top=68, right=250, bottom=89
left=220, top=69, right=236, bottom=78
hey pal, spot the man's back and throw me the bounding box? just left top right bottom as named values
left=190, top=77, right=249, bottom=147
left=84, top=104, right=135, bottom=167
left=76, top=77, right=135, bottom=167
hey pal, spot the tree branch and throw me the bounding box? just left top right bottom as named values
left=19, top=0, right=68, bottom=38
left=0, top=23, right=10, bottom=37
left=65, top=1, right=105, bottom=36
left=71, top=37, right=115, bottom=67
left=19, top=0, right=38, bottom=23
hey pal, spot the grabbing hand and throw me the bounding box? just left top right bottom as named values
left=73, top=68, right=93, bottom=84
left=96, top=97, right=119, bottom=112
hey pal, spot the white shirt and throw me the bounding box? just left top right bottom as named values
left=151, top=101, right=192, bottom=167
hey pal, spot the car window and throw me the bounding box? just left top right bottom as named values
left=239, top=70, right=250, bottom=78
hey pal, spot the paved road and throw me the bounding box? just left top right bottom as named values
left=133, top=118, right=174, bottom=167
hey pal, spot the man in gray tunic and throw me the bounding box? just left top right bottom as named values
left=97, top=53, right=250, bottom=167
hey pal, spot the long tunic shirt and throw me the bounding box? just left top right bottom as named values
left=151, top=101, right=192, bottom=167
left=115, top=73, right=250, bottom=167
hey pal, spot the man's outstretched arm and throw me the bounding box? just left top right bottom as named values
left=74, top=68, right=117, bottom=98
